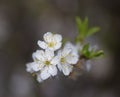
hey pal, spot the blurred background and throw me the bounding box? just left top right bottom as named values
left=0, top=0, right=120, bottom=97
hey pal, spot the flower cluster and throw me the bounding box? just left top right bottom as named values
left=26, top=17, right=104, bottom=83
left=26, top=32, right=79, bottom=82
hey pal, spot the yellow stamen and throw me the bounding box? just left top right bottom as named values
left=32, top=73, right=35, bottom=76
left=48, top=42, right=55, bottom=47
left=44, top=61, right=50, bottom=65
left=61, top=57, right=65, bottom=64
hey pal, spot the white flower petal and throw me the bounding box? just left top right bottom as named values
left=54, top=42, right=62, bottom=50
left=57, top=50, right=62, bottom=57
left=62, top=64, right=73, bottom=76
left=46, top=46, right=54, bottom=51
left=51, top=56, right=60, bottom=65
left=37, top=73, right=43, bottom=83
left=54, top=34, right=62, bottom=42
left=26, top=62, right=42, bottom=72
left=32, top=50, right=45, bottom=62
left=57, top=63, right=62, bottom=71
left=66, top=55, right=79, bottom=64
left=45, top=49, right=54, bottom=60
left=37, top=40, right=47, bottom=49
left=61, top=42, right=79, bottom=64
left=64, top=42, right=78, bottom=54
left=48, top=65, right=57, bottom=76
left=62, top=47, right=71, bottom=57
left=26, top=62, right=34, bottom=73
left=31, top=63, right=41, bottom=71
left=43, top=32, right=53, bottom=43
left=40, top=67, right=50, bottom=80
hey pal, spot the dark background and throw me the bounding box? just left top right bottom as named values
left=0, top=0, right=120, bottom=97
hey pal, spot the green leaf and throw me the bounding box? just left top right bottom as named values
left=87, top=27, right=100, bottom=37
left=81, top=43, right=104, bottom=59
left=82, top=17, right=88, bottom=34
left=76, top=16, right=82, bottom=33
left=82, top=44, right=89, bottom=53
left=80, top=17, right=88, bottom=39
left=75, top=16, right=100, bottom=43
left=75, top=17, right=89, bottom=41
left=91, top=50, right=104, bottom=58
left=81, top=44, right=90, bottom=58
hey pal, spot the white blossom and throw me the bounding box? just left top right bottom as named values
left=26, top=62, right=40, bottom=73
left=37, top=32, right=62, bottom=51
left=26, top=49, right=59, bottom=82
left=57, top=42, right=79, bottom=76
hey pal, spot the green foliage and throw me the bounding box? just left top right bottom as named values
left=75, top=16, right=100, bottom=43
left=81, top=44, right=104, bottom=59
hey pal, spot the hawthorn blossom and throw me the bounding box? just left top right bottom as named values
left=26, top=62, right=40, bottom=73
left=26, top=49, right=59, bottom=82
left=57, top=42, right=79, bottom=76
left=38, top=32, right=62, bottom=51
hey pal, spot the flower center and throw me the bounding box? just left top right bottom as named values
left=61, top=57, right=65, bottom=64
left=44, top=61, right=50, bottom=65
left=48, top=42, right=55, bottom=47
